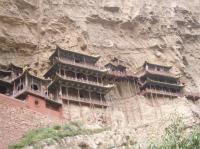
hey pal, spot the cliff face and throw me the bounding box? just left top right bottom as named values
left=1, top=0, right=200, bottom=148
left=1, top=0, right=200, bottom=90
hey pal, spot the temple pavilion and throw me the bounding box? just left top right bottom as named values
left=105, top=58, right=134, bottom=79
left=0, top=63, right=23, bottom=95
left=44, top=46, right=114, bottom=107
left=137, top=61, right=184, bottom=98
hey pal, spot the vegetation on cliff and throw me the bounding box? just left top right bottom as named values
left=9, top=121, right=108, bottom=149
left=147, top=117, right=200, bottom=149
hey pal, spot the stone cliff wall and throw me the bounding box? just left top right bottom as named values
left=1, top=0, right=200, bottom=148
left=1, top=0, right=200, bottom=91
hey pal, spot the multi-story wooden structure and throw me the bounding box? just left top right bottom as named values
left=12, top=70, right=63, bottom=117
left=137, top=61, right=184, bottom=98
left=0, top=63, right=23, bottom=95
left=0, top=69, right=12, bottom=95
left=105, top=59, right=134, bottom=79
left=44, top=46, right=114, bottom=107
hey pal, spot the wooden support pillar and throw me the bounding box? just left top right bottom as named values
left=25, top=72, right=28, bottom=87
left=59, top=64, right=61, bottom=75
left=97, top=76, right=99, bottom=83
left=83, top=56, right=86, bottom=64
left=13, top=81, right=15, bottom=96
left=86, top=74, right=88, bottom=81
left=59, top=85, right=62, bottom=99
left=100, top=93, right=102, bottom=103
left=75, top=71, right=77, bottom=79
left=78, top=88, right=80, bottom=99
left=73, top=54, right=75, bottom=63
left=58, top=48, right=60, bottom=60
left=66, top=87, right=68, bottom=97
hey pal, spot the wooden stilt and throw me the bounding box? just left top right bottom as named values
left=133, top=80, right=143, bottom=121
left=66, top=87, right=71, bottom=121
left=149, top=85, right=158, bottom=119
left=155, top=86, right=163, bottom=118
left=127, top=79, right=136, bottom=122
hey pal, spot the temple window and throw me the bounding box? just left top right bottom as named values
left=88, top=75, right=97, bottom=82
left=68, top=88, right=78, bottom=97
left=79, top=90, right=89, bottom=99
left=31, top=84, right=39, bottom=91
left=61, top=69, right=65, bottom=76
left=17, top=83, right=23, bottom=91
left=77, top=73, right=86, bottom=80
left=61, top=86, right=66, bottom=96
left=66, top=71, right=75, bottom=78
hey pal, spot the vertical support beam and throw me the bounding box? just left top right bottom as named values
left=59, top=64, right=61, bottom=75
left=58, top=48, right=60, bottom=60
left=97, top=75, right=99, bottom=83
left=66, top=87, right=68, bottom=97
left=75, top=71, right=77, bottom=79
left=13, top=81, right=15, bottom=96
left=66, top=87, right=71, bottom=121
left=59, top=84, right=62, bottom=99
left=25, top=72, right=28, bottom=88
left=86, top=74, right=88, bottom=81
left=83, top=56, right=86, bottom=64
left=100, top=92, right=102, bottom=103
left=145, top=63, right=148, bottom=70
left=133, top=80, right=143, bottom=121
left=73, top=53, right=75, bottom=63
left=78, top=88, right=80, bottom=99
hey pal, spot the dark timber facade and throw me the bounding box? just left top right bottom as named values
left=44, top=46, right=114, bottom=108
left=137, top=61, right=184, bottom=98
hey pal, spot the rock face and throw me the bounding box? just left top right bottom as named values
left=1, top=0, right=200, bottom=148
left=0, top=0, right=200, bottom=91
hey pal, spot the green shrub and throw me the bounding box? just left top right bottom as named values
left=147, top=116, right=200, bottom=149
left=9, top=122, right=107, bottom=149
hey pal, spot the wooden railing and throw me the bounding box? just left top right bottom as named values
left=59, top=74, right=114, bottom=88
left=139, top=78, right=183, bottom=88
left=13, top=86, right=62, bottom=104
left=137, top=69, right=179, bottom=78
left=141, top=88, right=181, bottom=97
left=58, top=58, right=108, bottom=72
left=107, top=70, right=134, bottom=78
left=184, top=91, right=200, bottom=99
left=61, top=95, right=108, bottom=107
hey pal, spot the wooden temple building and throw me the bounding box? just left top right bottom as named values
left=105, top=58, right=134, bottom=79
left=1, top=45, right=200, bottom=119
left=0, top=63, right=23, bottom=95
left=137, top=61, right=184, bottom=98
left=44, top=46, right=114, bottom=108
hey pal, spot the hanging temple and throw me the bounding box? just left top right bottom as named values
left=0, top=46, right=199, bottom=118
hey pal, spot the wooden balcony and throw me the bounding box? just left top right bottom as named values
left=107, top=70, right=135, bottom=78
left=184, top=91, right=200, bottom=100
left=58, top=74, right=114, bottom=88
left=58, top=58, right=108, bottom=73
left=139, top=78, right=184, bottom=89
left=61, top=95, right=109, bottom=108
left=137, top=69, right=179, bottom=79
left=13, top=87, right=62, bottom=105
left=141, top=88, right=181, bottom=98
left=48, top=74, right=114, bottom=93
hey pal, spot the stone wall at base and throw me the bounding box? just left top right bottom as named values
left=0, top=94, right=63, bottom=149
